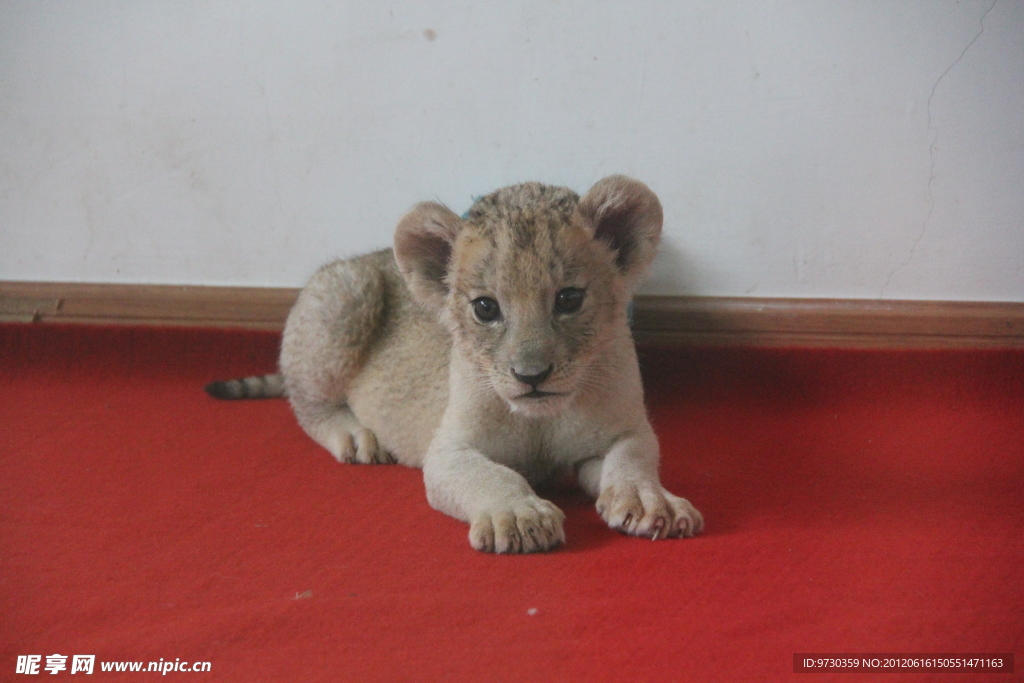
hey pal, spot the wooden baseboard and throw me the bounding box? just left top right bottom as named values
left=0, top=281, right=298, bottom=331
left=2, top=281, right=1022, bottom=348
left=630, top=296, right=1024, bottom=349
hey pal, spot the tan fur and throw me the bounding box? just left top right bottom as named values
left=280, top=175, right=703, bottom=553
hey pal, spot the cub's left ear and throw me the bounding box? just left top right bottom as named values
left=577, top=175, right=663, bottom=284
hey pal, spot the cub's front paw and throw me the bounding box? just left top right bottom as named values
left=597, top=484, right=704, bottom=539
left=469, top=499, right=566, bottom=554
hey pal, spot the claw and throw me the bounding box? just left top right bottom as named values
left=676, top=516, right=691, bottom=537
left=652, top=517, right=665, bottom=540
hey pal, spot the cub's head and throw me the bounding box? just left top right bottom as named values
left=394, top=175, right=662, bottom=417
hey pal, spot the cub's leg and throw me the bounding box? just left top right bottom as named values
left=577, top=431, right=703, bottom=539
left=423, top=448, right=565, bottom=553
left=280, top=253, right=393, bottom=466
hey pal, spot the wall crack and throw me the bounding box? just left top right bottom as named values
left=880, top=0, right=998, bottom=298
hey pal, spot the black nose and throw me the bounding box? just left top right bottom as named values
left=511, top=364, right=553, bottom=387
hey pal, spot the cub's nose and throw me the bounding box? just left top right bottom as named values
left=511, top=364, right=553, bottom=388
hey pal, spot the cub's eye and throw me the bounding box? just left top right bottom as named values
left=471, top=297, right=501, bottom=323
left=555, top=287, right=585, bottom=314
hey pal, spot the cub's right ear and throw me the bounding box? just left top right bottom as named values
left=393, top=202, right=463, bottom=311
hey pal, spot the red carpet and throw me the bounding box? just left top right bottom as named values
left=1, top=324, right=1021, bottom=681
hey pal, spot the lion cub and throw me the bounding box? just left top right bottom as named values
left=212, top=175, right=703, bottom=553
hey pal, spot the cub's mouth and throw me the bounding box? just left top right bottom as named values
left=519, top=389, right=561, bottom=399
left=504, top=386, right=572, bottom=416
left=512, top=389, right=571, bottom=410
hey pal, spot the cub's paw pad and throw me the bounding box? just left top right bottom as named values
left=469, top=499, right=566, bottom=554
left=597, top=484, right=703, bottom=540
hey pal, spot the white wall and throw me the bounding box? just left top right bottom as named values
left=1, top=1, right=1022, bottom=301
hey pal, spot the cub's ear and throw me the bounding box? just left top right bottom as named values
left=393, top=201, right=463, bottom=310
left=577, top=175, right=663, bottom=283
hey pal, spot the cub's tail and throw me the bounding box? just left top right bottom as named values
left=205, top=374, right=287, bottom=400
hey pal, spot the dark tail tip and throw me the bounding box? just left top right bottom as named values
left=205, top=380, right=242, bottom=400
left=204, top=374, right=286, bottom=399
